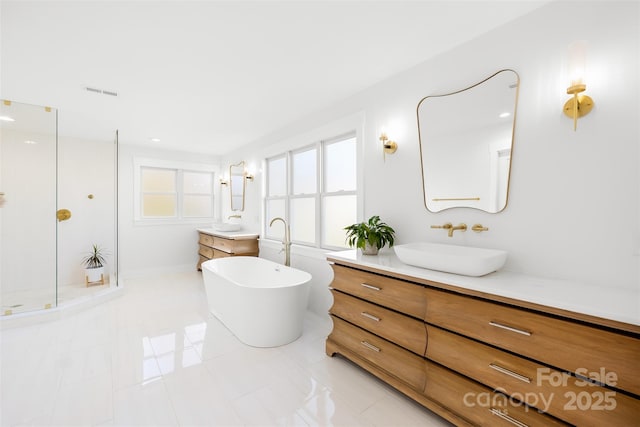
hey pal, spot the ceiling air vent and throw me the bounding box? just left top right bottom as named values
left=84, top=86, right=118, bottom=97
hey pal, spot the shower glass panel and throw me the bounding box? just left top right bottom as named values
left=0, top=100, right=58, bottom=315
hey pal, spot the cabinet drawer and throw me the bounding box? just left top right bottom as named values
left=424, top=288, right=640, bottom=395
left=424, top=361, right=568, bottom=427
left=213, top=249, right=232, bottom=258
left=212, top=236, right=233, bottom=253
left=426, top=324, right=640, bottom=425
left=198, top=233, right=214, bottom=247
left=330, top=290, right=427, bottom=355
left=329, top=316, right=426, bottom=392
left=212, top=237, right=259, bottom=254
left=330, top=264, right=426, bottom=319
left=198, top=244, right=214, bottom=259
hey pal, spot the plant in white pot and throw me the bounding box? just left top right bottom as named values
left=344, top=215, right=396, bottom=255
left=82, top=244, right=107, bottom=286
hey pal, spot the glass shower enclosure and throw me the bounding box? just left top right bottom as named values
left=0, top=99, right=118, bottom=316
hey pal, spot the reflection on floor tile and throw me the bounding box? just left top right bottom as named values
left=0, top=271, right=452, bottom=426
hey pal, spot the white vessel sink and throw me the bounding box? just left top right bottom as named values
left=212, top=222, right=242, bottom=232
left=394, top=242, right=507, bottom=277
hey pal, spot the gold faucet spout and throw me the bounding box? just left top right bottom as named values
left=431, top=222, right=452, bottom=231
left=269, top=217, right=291, bottom=266
left=432, top=222, right=467, bottom=237
left=448, top=223, right=467, bottom=237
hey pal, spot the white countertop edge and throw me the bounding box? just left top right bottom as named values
left=197, top=228, right=259, bottom=239
left=326, top=250, right=640, bottom=327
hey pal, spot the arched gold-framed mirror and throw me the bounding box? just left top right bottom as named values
left=417, top=69, right=520, bottom=213
left=229, top=161, right=246, bottom=211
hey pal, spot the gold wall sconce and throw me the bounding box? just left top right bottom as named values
left=563, top=41, right=594, bottom=131
left=220, top=170, right=229, bottom=186
left=244, top=163, right=256, bottom=182
left=380, top=132, right=397, bottom=161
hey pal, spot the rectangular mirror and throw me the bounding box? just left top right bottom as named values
left=417, top=69, right=519, bottom=213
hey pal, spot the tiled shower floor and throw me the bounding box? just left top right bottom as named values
left=0, top=271, right=452, bottom=426
left=2, top=280, right=112, bottom=315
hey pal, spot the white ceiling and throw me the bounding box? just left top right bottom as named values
left=1, top=1, right=548, bottom=155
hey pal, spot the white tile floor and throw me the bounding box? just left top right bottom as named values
left=0, top=271, right=452, bottom=426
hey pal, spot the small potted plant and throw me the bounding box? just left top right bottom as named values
left=82, top=244, right=107, bottom=285
left=344, top=215, right=396, bottom=255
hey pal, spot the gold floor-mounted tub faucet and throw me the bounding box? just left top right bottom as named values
left=269, top=217, right=291, bottom=266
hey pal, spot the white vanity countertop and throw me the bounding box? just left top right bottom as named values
left=197, top=228, right=259, bottom=239
left=326, top=249, right=640, bottom=328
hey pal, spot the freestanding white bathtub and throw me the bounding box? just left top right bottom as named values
left=201, top=256, right=312, bottom=347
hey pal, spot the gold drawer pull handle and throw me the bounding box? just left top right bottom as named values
left=490, top=408, right=528, bottom=427
left=489, top=363, right=531, bottom=383
left=361, top=283, right=381, bottom=291
left=489, top=321, right=532, bottom=336
left=361, top=312, right=380, bottom=322
left=360, top=341, right=381, bottom=352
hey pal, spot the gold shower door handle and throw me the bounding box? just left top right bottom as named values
left=56, top=209, right=71, bottom=222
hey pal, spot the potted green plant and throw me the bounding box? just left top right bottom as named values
left=81, top=244, right=107, bottom=285
left=344, top=215, right=396, bottom=255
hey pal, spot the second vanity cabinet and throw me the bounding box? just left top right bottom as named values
left=326, top=260, right=640, bottom=426
left=197, top=230, right=259, bottom=270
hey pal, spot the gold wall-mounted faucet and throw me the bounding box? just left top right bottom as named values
left=448, top=223, right=467, bottom=237
left=431, top=222, right=467, bottom=237
left=431, top=222, right=452, bottom=232
left=472, top=224, right=489, bottom=233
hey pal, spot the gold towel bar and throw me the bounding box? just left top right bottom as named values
left=432, top=197, right=480, bottom=201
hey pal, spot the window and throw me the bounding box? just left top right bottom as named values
left=135, top=158, right=215, bottom=223
left=141, top=167, right=177, bottom=217
left=182, top=171, right=214, bottom=217
left=322, top=136, right=357, bottom=247
left=265, top=133, right=357, bottom=249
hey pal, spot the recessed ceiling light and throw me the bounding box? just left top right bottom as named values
left=24, top=140, right=38, bottom=144
left=149, top=138, right=161, bottom=142
left=0, top=116, right=15, bottom=122
left=499, top=112, right=511, bottom=118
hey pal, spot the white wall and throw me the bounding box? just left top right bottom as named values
left=220, top=1, right=639, bottom=315
left=58, top=136, right=115, bottom=285
left=118, top=144, right=220, bottom=277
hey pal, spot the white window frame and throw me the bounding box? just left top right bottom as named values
left=134, top=157, right=217, bottom=225
left=264, top=132, right=357, bottom=250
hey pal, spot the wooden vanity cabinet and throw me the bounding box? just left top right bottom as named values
left=423, top=287, right=640, bottom=395
left=326, top=260, right=640, bottom=426
left=197, top=231, right=258, bottom=270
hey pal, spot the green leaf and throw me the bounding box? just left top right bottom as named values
left=344, top=215, right=395, bottom=250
